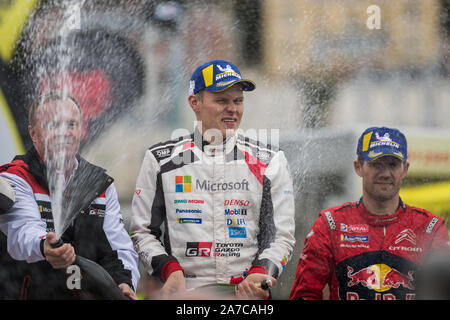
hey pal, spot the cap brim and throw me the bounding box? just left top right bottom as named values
left=206, top=79, right=255, bottom=93
left=364, top=152, right=406, bottom=163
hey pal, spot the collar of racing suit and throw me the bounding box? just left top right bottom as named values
left=356, top=197, right=407, bottom=227
left=13, top=147, right=82, bottom=190
left=191, top=126, right=238, bottom=156
left=14, top=147, right=114, bottom=228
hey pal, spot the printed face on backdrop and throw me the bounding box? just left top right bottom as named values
left=39, top=70, right=112, bottom=142
left=189, top=84, right=244, bottom=141
left=29, top=98, right=82, bottom=167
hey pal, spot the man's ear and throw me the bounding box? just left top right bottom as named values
left=354, top=160, right=363, bottom=178
left=402, top=161, right=410, bottom=179
left=188, top=94, right=200, bottom=113
left=28, top=125, right=36, bottom=144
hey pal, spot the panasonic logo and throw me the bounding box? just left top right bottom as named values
left=175, top=209, right=202, bottom=214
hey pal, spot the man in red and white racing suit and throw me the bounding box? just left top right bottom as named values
left=289, top=199, right=448, bottom=300
left=131, top=60, right=296, bottom=299
left=0, top=93, right=139, bottom=299
left=289, top=126, right=449, bottom=300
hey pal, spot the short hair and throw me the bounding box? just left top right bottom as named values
left=194, top=90, right=204, bottom=101
left=357, top=154, right=364, bottom=164
left=28, top=91, right=82, bottom=127
left=193, top=82, right=244, bottom=101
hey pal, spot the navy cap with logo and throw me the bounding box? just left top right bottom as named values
left=357, top=126, right=408, bottom=162
left=189, top=60, right=255, bottom=95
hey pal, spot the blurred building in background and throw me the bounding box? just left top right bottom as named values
left=0, top=0, right=449, bottom=299
left=259, top=0, right=450, bottom=298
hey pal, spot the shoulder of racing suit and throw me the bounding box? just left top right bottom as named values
left=318, top=202, right=356, bottom=231
left=0, top=158, right=49, bottom=197
left=405, top=204, right=446, bottom=234
left=407, top=205, right=436, bottom=217
left=1, top=159, right=30, bottom=180
left=146, top=132, right=282, bottom=167
left=148, top=134, right=193, bottom=163
left=235, top=133, right=279, bottom=163
left=318, top=200, right=445, bottom=236
left=328, top=201, right=355, bottom=214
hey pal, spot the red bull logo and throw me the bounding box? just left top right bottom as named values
left=346, top=264, right=414, bottom=299
left=347, top=266, right=378, bottom=289
left=383, top=269, right=414, bottom=290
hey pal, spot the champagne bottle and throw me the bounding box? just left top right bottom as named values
left=51, top=239, right=126, bottom=300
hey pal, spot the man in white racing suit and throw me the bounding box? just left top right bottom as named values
left=131, top=60, right=296, bottom=299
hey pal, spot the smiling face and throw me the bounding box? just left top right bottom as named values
left=28, top=98, right=82, bottom=167
left=354, top=156, right=409, bottom=203
left=188, top=84, right=244, bottom=141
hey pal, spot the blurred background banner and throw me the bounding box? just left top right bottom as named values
left=0, top=0, right=449, bottom=299
left=0, top=0, right=37, bottom=164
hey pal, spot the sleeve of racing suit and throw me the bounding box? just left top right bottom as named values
left=98, top=183, right=140, bottom=290
left=289, top=214, right=334, bottom=300
left=0, top=173, right=47, bottom=263
left=428, top=221, right=450, bottom=255
left=250, top=151, right=296, bottom=279
left=130, top=150, right=183, bottom=282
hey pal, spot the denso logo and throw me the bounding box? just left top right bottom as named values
left=185, top=242, right=212, bottom=257
left=224, top=199, right=250, bottom=206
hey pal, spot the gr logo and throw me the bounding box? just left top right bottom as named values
left=185, top=242, right=212, bottom=257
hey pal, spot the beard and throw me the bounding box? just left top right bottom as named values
left=364, top=180, right=402, bottom=202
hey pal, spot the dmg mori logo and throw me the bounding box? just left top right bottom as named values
left=185, top=242, right=212, bottom=257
